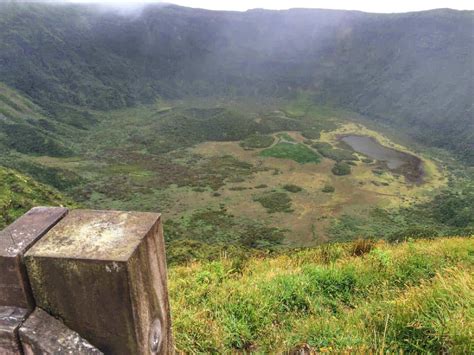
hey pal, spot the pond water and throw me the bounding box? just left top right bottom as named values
left=341, top=135, right=423, bottom=182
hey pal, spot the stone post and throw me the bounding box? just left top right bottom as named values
left=0, top=307, right=28, bottom=354
left=19, top=308, right=103, bottom=354
left=0, top=207, right=67, bottom=354
left=25, top=209, right=172, bottom=354
left=0, top=207, right=67, bottom=309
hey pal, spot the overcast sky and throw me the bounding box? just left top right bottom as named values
left=57, top=0, right=474, bottom=13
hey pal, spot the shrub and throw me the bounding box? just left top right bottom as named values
left=332, top=162, right=351, bottom=176
left=239, top=224, right=285, bottom=249
left=350, top=239, right=375, bottom=256
left=229, top=186, right=248, bottom=191
left=312, top=142, right=357, bottom=162
left=301, top=129, right=321, bottom=139
left=430, top=190, right=474, bottom=228
left=283, top=184, right=302, bottom=193
left=240, top=134, right=275, bottom=149
left=322, top=185, right=335, bottom=193
left=254, top=192, right=293, bottom=213
left=386, top=227, right=439, bottom=243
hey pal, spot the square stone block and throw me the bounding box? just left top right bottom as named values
left=25, top=209, right=172, bottom=355
left=19, top=308, right=102, bottom=354
left=0, top=306, right=29, bottom=355
left=0, top=207, right=67, bottom=309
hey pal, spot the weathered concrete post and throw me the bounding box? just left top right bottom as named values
left=0, top=307, right=28, bottom=354
left=0, top=207, right=67, bottom=310
left=19, top=308, right=103, bottom=354
left=0, top=207, right=67, bottom=354
left=25, top=209, right=172, bottom=354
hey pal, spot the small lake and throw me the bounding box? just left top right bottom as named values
left=341, top=135, right=424, bottom=182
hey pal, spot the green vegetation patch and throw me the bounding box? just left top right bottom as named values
left=240, top=134, right=275, bottom=149
left=332, top=161, right=352, bottom=176
left=322, top=185, right=335, bottom=193
left=312, top=142, right=357, bottom=162
left=328, top=181, right=474, bottom=241
left=164, top=207, right=286, bottom=265
left=254, top=191, right=293, bottom=213
left=0, top=122, right=73, bottom=157
left=282, top=184, right=303, bottom=193
left=276, top=133, right=296, bottom=142
left=0, top=167, right=73, bottom=228
left=260, top=142, right=320, bottom=164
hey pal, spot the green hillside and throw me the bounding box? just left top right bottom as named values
left=169, top=236, right=473, bottom=353
left=0, top=83, right=78, bottom=157
left=0, top=83, right=76, bottom=227
left=0, top=166, right=73, bottom=229
left=0, top=4, right=472, bottom=163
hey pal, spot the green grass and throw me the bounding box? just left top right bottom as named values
left=169, top=237, right=474, bottom=353
left=260, top=142, right=321, bottom=164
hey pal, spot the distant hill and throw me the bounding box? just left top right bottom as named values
left=0, top=3, right=472, bottom=162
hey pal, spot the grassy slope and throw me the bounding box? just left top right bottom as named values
left=0, top=83, right=75, bottom=157
left=0, top=83, right=76, bottom=228
left=169, top=236, right=474, bottom=353
left=0, top=166, right=73, bottom=228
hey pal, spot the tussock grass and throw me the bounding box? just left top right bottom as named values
left=169, top=237, right=473, bottom=353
